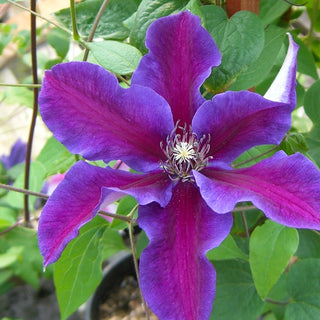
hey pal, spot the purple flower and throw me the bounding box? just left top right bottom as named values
left=1, top=139, right=27, bottom=170
left=38, top=11, right=320, bottom=320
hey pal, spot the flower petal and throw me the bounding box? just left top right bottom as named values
left=39, top=161, right=172, bottom=267
left=138, top=182, right=233, bottom=320
left=264, top=33, right=298, bottom=108
left=132, top=11, right=221, bottom=124
left=193, top=91, right=291, bottom=164
left=39, top=62, right=174, bottom=172
left=1, top=139, right=26, bottom=170
left=194, top=152, right=320, bottom=229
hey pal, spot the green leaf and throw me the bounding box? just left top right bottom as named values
left=259, top=0, right=290, bottom=26
left=0, top=24, right=14, bottom=55
left=304, top=80, right=320, bottom=126
left=55, top=0, right=138, bottom=40
left=110, top=195, right=137, bottom=230
left=135, top=230, right=149, bottom=258
left=229, top=25, right=286, bottom=91
left=0, top=207, right=17, bottom=229
left=296, top=229, right=320, bottom=259
left=233, top=144, right=278, bottom=168
left=292, top=107, right=313, bottom=133
left=184, top=0, right=204, bottom=22
left=232, top=206, right=263, bottom=235
left=280, top=132, right=309, bottom=155
left=36, top=136, right=76, bottom=178
left=47, top=28, right=70, bottom=59
left=249, top=220, right=299, bottom=299
left=306, top=127, right=320, bottom=167
left=100, top=228, right=127, bottom=260
left=285, top=259, right=320, bottom=319
left=129, top=0, right=190, bottom=53
left=0, top=247, right=23, bottom=268
left=0, top=269, right=13, bottom=286
left=1, top=87, right=33, bottom=109
left=203, top=6, right=264, bottom=93
left=88, top=41, right=142, bottom=74
left=207, top=234, right=248, bottom=261
left=295, top=36, right=319, bottom=79
left=0, top=227, right=44, bottom=288
left=5, top=161, right=46, bottom=210
left=264, top=273, right=289, bottom=320
left=54, top=216, right=109, bottom=320
left=211, top=260, right=264, bottom=320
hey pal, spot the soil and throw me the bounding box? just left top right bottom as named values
left=99, top=276, right=158, bottom=320
left=0, top=278, right=84, bottom=320
left=0, top=274, right=158, bottom=320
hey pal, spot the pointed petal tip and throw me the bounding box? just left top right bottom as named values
left=195, top=152, right=320, bottom=230
left=264, top=32, right=298, bottom=108
left=39, top=61, right=174, bottom=172
left=132, top=10, right=221, bottom=123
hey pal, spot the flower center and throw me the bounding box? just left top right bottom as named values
left=160, top=123, right=211, bottom=182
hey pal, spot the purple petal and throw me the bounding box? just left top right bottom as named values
left=39, top=161, right=172, bottom=267
left=138, top=182, right=233, bottom=320
left=132, top=11, right=221, bottom=124
left=264, top=33, right=298, bottom=108
left=193, top=91, right=292, bottom=164
left=39, top=62, right=174, bottom=172
left=194, top=152, right=320, bottom=229
left=1, top=139, right=27, bottom=170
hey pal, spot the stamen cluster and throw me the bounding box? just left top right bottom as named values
left=160, top=123, right=212, bottom=182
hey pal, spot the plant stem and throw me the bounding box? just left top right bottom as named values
left=127, top=204, right=150, bottom=320
left=70, top=0, right=80, bottom=41
left=0, top=183, right=136, bottom=223
left=116, top=74, right=131, bottom=87
left=233, top=204, right=256, bottom=212
left=265, top=297, right=290, bottom=306
left=23, top=0, right=39, bottom=225
left=240, top=211, right=250, bottom=237
left=98, top=210, right=133, bottom=223
left=0, top=217, right=39, bottom=236
left=82, top=0, right=110, bottom=61
left=312, top=229, right=320, bottom=236
left=0, top=83, right=41, bottom=88
left=0, top=183, right=48, bottom=199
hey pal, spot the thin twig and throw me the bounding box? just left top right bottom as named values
left=0, top=83, right=41, bottom=88
left=0, top=217, right=39, bottom=236
left=232, top=205, right=256, bottom=212
left=283, top=0, right=308, bottom=6
left=0, top=183, right=136, bottom=223
left=116, top=74, right=131, bottom=87
left=240, top=211, right=250, bottom=237
left=70, top=0, right=80, bottom=41
left=24, top=0, right=39, bottom=224
left=265, top=297, right=290, bottom=306
left=98, top=210, right=133, bottom=223
left=6, top=0, right=72, bottom=35
left=312, top=229, right=320, bottom=236
left=0, top=183, right=49, bottom=199
left=127, top=204, right=150, bottom=320
left=82, top=0, right=110, bottom=61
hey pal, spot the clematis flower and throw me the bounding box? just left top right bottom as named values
left=1, top=139, right=27, bottom=185
left=38, top=11, right=320, bottom=320
left=1, top=139, right=27, bottom=170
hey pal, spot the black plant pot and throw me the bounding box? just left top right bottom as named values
left=85, top=251, right=135, bottom=320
